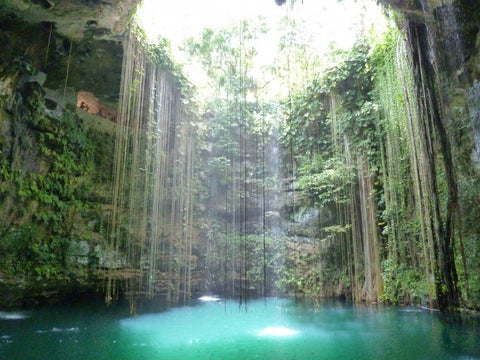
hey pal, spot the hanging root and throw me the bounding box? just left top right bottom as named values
left=63, top=39, right=73, bottom=103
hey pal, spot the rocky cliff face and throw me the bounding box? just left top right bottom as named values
left=381, top=0, right=479, bottom=78
left=3, top=0, right=139, bottom=40
left=1, top=0, right=140, bottom=104
left=0, top=0, right=139, bottom=307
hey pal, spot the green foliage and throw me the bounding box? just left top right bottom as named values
left=296, top=155, right=349, bottom=209
left=281, top=40, right=379, bottom=158
left=380, top=258, right=426, bottom=305
left=281, top=39, right=378, bottom=206
left=279, top=30, right=430, bottom=304
left=198, top=217, right=321, bottom=297
left=147, top=37, right=192, bottom=97
left=456, top=173, right=480, bottom=310
left=129, top=24, right=193, bottom=100
left=183, top=20, right=265, bottom=100
left=0, top=225, right=63, bottom=280
left=275, top=240, right=323, bottom=297
left=278, top=23, right=480, bottom=309
left=186, top=20, right=283, bottom=260
left=0, top=72, right=114, bottom=283
left=281, top=77, right=331, bottom=156
left=323, top=41, right=373, bottom=109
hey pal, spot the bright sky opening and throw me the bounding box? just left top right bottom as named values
left=136, top=0, right=388, bottom=99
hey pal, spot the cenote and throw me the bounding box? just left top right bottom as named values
left=1, top=0, right=480, bottom=358
left=2, top=297, right=479, bottom=360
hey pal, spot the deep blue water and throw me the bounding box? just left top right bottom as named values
left=1, top=297, right=479, bottom=360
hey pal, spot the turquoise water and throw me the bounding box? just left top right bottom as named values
left=1, top=297, right=479, bottom=360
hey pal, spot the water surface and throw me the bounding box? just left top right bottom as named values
left=1, top=297, right=479, bottom=359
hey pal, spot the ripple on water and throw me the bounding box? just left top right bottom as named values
left=0, top=311, right=29, bottom=320
left=35, top=327, right=80, bottom=334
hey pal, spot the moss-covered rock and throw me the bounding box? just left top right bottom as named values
left=0, top=52, right=118, bottom=306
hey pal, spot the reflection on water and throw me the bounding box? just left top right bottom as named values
left=198, top=295, right=221, bottom=302
left=257, top=326, right=298, bottom=336
left=1, top=297, right=479, bottom=360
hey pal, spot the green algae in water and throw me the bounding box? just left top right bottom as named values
left=1, top=298, right=479, bottom=360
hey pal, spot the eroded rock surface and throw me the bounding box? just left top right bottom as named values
left=2, top=0, right=140, bottom=41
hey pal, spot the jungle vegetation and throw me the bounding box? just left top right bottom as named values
left=0, top=2, right=479, bottom=313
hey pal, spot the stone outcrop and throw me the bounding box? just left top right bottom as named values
left=77, top=91, right=117, bottom=120
left=1, top=0, right=139, bottom=104
left=0, top=0, right=136, bottom=307
left=2, top=0, right=140, bottom=41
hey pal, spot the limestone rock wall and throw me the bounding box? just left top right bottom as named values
left=3, top=0, right=140, bottom=41
left=0, top=0, right=136, bottom=307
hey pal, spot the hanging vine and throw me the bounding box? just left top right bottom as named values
left=106, top=25, right=199, bottom=310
